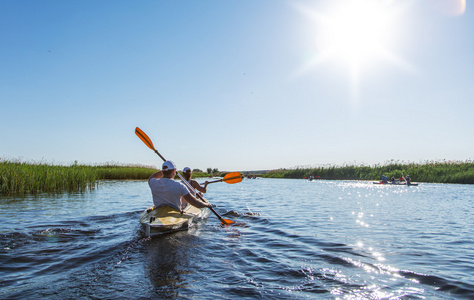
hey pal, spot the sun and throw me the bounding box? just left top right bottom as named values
left=294, top=0, right=409, bottom=82
left=317, top=0, right=392, bottom=68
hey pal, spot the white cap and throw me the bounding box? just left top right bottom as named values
left=183, top=167, right=191, bottom=173
left=162, top=160, right=176, bottom=171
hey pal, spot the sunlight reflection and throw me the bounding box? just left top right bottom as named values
left=356, top=219, right=370, bottom=228
left=372, top=251, right=385, bottom=262
left=322, top=252, right=430, bottom=298
left=345, top=257, right=378, bottom=273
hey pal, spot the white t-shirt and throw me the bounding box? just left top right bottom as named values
left=148, top=177, right=190, bottom=210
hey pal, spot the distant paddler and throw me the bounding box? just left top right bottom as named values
left=381, top=175, right=389, bottom=184
left=406, top=175, right=411, bottom=185
left=148, top=161, right=212, bottom=212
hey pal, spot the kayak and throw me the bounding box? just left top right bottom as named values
left=373, top=181, right=419, bottom=186
left=139, top=205, right=209, bottom=237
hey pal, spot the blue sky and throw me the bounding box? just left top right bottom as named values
left=1, top=0, right=472, bottom=171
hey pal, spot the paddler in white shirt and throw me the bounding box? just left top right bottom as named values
left=148, top=161, right=212, bottom=212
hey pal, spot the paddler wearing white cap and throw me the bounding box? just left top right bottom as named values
left=148, top=160, right=212, bottom=212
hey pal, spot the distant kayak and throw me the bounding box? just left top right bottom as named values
left=140, top=205, right=209, bottom=237
left=373, top=181, right=419, bottom=186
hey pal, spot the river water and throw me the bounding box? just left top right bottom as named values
left=0, top=178, right=473, bottom=299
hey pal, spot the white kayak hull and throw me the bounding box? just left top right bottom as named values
left=140, top=205, right=209, bottom=237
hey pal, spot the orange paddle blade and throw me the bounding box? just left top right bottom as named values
left=135, top=127, right=155, bottom=150
left=220, top=218, right=235, bottom=225
left=209, top=207, right=235, bottom=225
left=222, top=172, right=243, bottom=184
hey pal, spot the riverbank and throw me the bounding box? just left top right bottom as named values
left=0, top=160, right=210, bottom=195
left=262, top=160, right=474, bottom=184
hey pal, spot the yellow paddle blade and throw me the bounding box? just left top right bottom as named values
left=222, top=172, right=243, bottom=184
left=135, top=127, right=156, bottom=150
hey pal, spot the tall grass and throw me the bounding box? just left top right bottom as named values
left=263, top=160, right=474, bottom=184
left=0, top=160, right=158, bottom=195
left=94, top=164, right=158, bottom=180
left=0, top=160, right=98, bottom=195
left=0, top=159, right=219, bottom=195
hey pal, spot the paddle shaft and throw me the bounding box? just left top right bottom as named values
left=206, top=178, right=224, bottom=184
left=178, top=173, right=227, bottom=224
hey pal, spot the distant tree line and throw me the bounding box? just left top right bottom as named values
left=206, top=168, right=219, bottom=175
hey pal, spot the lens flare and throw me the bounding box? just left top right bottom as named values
left=432, top=0, right=466, bottom=16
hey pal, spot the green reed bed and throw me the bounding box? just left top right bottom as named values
left=0, top=158, right=227, bottom=195
left=94, top=164, right=157, bottom=180
left=0, top=160, right=98, bottom=195
left=95, top=165, right=210, bottom=180
left=0, top=160, right=159, bottom=195
left=263, top=160, right=474, bottom=184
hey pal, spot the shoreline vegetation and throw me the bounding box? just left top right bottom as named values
left=0, top=160, right=211, bottom=196
left=1, top=159, right=472, bottom=195
left=261, top=160, right=474, bottom=184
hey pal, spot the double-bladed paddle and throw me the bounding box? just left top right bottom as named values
left=206, top=172, right=243, bottom=185
left=135, top=127, right=234, bottom=225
